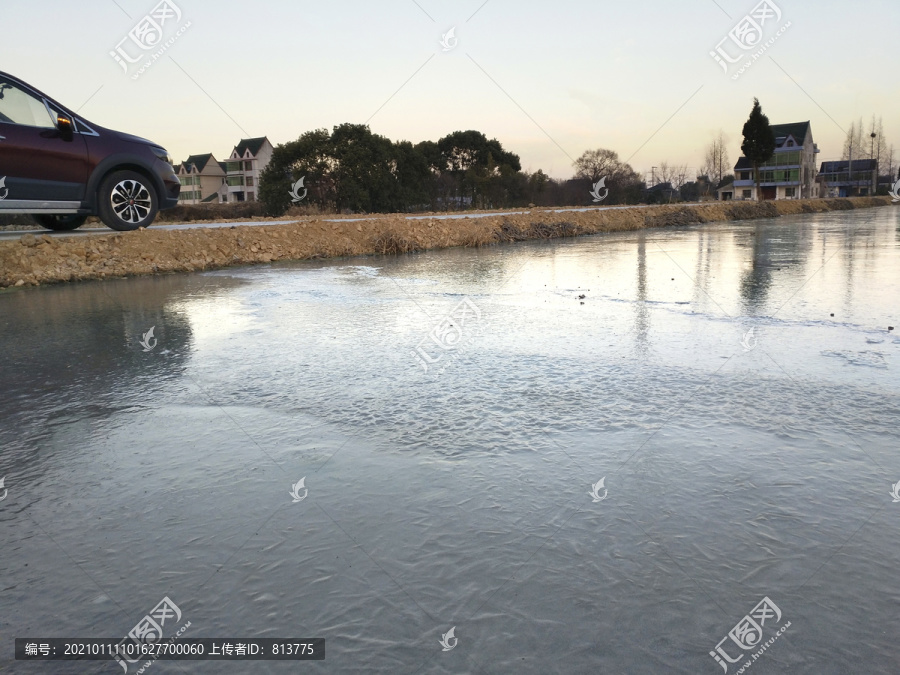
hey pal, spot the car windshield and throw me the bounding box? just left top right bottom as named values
left=0, top=78, right=56, bottom=128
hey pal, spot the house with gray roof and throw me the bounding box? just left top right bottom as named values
left=175, top=153, right=226, bottom=205
left=218, top=137, right=274, bottom=204
left=731, top=121, right=819, bottom=200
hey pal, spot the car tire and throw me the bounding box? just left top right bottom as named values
left=97, top=170, right=159, bottom=231
left=31, top=214, right=88, bottom=231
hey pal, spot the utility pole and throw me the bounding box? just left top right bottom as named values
left=870, top=131, right=877, bottom=195
left=848, top=141, right=852, bottom=198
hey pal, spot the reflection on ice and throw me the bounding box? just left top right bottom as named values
left=1, top=207, right=898, bottom=673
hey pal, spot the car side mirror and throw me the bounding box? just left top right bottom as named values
left=56, top=114, right=74, bottom=141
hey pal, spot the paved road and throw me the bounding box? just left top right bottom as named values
left=0, top=204, right=659, bottom=241
left=0, top=218, right=299, bottom=240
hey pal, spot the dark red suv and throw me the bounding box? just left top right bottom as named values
left=0, top=71, right=179, bottom=231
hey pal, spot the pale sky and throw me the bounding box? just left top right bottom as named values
left=2, top=0, right=897, bottom=180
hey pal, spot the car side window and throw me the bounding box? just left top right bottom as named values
left=0, top=80, right=56, bottom=128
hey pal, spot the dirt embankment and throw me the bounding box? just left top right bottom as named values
left=0, top=197, right=893, bottom=289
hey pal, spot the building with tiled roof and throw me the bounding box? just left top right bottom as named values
left=176, top=153, right=226, bottom=205
left=219, top=137, right=274, bottom=203
left=731, top=121, right=819, bottom=200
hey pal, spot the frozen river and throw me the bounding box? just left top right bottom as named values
left=1, top=206, right=899, bottom=674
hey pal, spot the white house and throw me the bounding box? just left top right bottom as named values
left=175, top=153, right=226, bottom=205
left=218, top=137, right=274, bottom=203
left=732, top=121, right=819, bottom=200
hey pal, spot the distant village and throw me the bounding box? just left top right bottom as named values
left=176, top=119, right=896, bottom=209
left=717, top=121, right=894, bottom=202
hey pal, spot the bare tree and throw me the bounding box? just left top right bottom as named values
left=867, top=116, right=890, bottom=176
left=840, top=118, right=867, bottom=193
left=700, top=131, right=730, bottom=187
left=886, top=144, right=897, bottom=181
left=657, top=161, right=669, bottom=186
left=869, top=115, right=888, bottom=162
left=653, top=161, right=689, bottom=203
left=658, top=161, right=689, bottom=189
left=841, top=118, right=865, bottom=161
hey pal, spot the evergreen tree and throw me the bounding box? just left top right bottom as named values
left=741, top=98, right=776, bottom=201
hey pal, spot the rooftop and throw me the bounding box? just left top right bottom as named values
left=770, top=121, right=811, bottom=147
left=819, top=159, right=878, bottom=173
left=232, top=137, right=270, bottom=158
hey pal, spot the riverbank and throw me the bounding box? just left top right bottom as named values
left=0, top=197, right=893, bottom=289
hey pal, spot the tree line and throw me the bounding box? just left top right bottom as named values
left=258, top=103, right=895, bottom=216
left=841, top=116, right=896, bottom=181
left=258, top=124, right=660, bottom=216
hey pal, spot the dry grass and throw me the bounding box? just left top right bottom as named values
left=0, top=197, right=893, bottom=289
left=371, top=231, right=422, bottom=255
